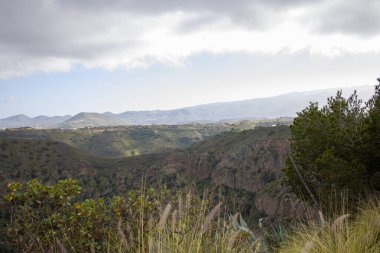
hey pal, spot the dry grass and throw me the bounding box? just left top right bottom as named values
left=8, top=179, right=378, bottom=253
left=144, top=196, right=262, bottom=253
left=279, top=198, right=380, bottom=253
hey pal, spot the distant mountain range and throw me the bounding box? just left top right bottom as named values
left=0, top=114, right=72, bottom=129
left=0, top=85, right=375, bottom=129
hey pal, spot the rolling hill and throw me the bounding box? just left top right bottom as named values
left=0, top=122, right=261, bottom=157
left=58, top=112, right=128, bottom=128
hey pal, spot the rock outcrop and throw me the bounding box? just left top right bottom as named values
left=156, top=126, right=312, bottom=220
left=254, top=180, right=316, bottom=220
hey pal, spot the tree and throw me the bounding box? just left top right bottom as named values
left=362, top=83, right=380, bottom=189
left=284, top=83, right=379, bottom=208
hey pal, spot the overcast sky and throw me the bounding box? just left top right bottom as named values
left=1, top=0, right=380, bottom=118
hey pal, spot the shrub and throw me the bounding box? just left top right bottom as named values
left=285, top=81, right=380, bottom=208
left=4, top=179, right=263, bottom=252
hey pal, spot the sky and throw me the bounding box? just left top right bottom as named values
left=1, top=0, right=380, bottom=118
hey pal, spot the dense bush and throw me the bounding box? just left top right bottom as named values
left=3, top=179, right=164, bottom=251
left=284, top=81, right=380, bottom=208
left=4, top=179, right=263, bottom=252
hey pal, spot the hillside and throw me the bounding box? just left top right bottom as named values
left=0, top=122, right=261, bottom=157
left=59, top=112, right=128, bottom=128
left=0, top=126, right=301, bottom=221
left=0, top=137, right=165, bottom=198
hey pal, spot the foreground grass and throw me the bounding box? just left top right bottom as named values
left=3, top=179, right=264, bottom=252
left=279, top=198, right=380, bottom=253
left=3, top=179, right=379, bottom=252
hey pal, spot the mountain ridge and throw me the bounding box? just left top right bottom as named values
left=1, top=85, right=374, bottom=128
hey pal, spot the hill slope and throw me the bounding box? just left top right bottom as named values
left=0, top=126, right=305, bottom=222
left=0, top=122, right=260, bottom=157
left=59, top=112, right=127, bottom=128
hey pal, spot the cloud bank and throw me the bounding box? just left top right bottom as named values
left=1, top=0, right=380, bottom=78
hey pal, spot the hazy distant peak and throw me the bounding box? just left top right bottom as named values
left=4, top=114, right=31, bottom=121
left=0, top=85, right=375, bottom=128
left=60, top=112, right=127, bottom=128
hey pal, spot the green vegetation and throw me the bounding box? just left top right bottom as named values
left=0, top=126, right=292, bottom=251
left=0, top=125, right=290, bottom=200
left=4, top=179, right=264, bottom=252
left=0, top=136, right=175, bottom=202
left=284, top=84, right=380, bottom=208
left=0, top=119, right=292, bottom=158
left=4, top=179, right=379, bottom=252
left=2, top=82, right=380, bottom=252
left=0, top=122, right=260, bottom=157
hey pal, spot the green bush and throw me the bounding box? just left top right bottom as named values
left=4, top=179, right=263, bottom=252
left=284, top=82, right=380, bottom=208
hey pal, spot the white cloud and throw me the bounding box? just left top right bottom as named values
left=0, top=0, right=379, bottom=79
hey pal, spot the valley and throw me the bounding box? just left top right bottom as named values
left=0, top=124, right=302, bottom=224
left=2, top=1, right=379, bottom=250
left=2, top=86, right=379, bottom=252
left=0, top=120, right=288, bottom=157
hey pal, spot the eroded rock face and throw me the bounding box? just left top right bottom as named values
left=160, top=152, right=211, bottom=180
left=211, top=139, right=290, bottom=193
left=160, top=138, right=290, bottom=194
left=157, top=127, right=313, bottom=220
left=254, top=182, right=315, bottom=220
left=75, top=161, right=96, bottom=177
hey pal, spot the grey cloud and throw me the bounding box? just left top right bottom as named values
left=61, top=0, right=313, bottom=29
left=62, top=0, right=312, bottom=13
left=0, top=0, right=379, bottom=78
left=0, top=1, right=142, bottom=58
left=0, top=0, right=317, bottom=57
left=306, top=0, right=380, bottom=36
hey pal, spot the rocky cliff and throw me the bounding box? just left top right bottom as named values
left=152, top=126, right=312, bottom=220
left=254, top=179, right=315, bottom=220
